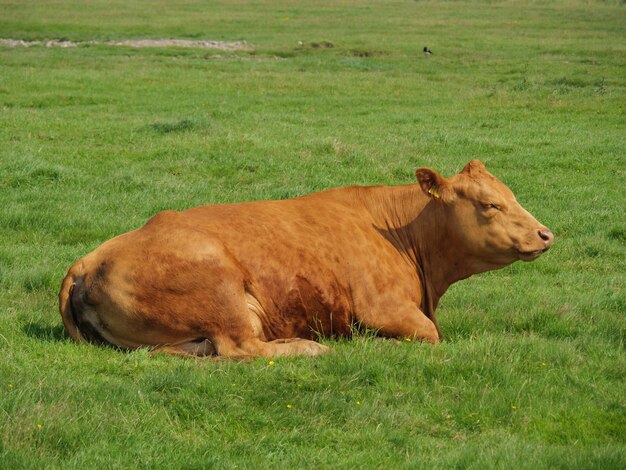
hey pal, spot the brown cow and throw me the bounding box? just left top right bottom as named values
left=59, top=160, right=553, bottom=358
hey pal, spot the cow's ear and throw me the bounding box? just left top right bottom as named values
left=415, top=168, right=451, bottom=202
left=461, top=159, right=486, bottom=176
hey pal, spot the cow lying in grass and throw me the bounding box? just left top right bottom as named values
left=59, top=160, right=553, bottom=358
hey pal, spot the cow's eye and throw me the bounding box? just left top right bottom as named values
left=481, top=202, right=501, bottom=211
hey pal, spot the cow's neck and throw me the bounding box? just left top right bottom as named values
left=361, top=184, right=479, bottom=312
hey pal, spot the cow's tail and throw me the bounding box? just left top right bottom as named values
left=58, top=270, right=88, bottom=344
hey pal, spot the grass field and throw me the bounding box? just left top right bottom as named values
left=1, top=0, right=625, bottom=467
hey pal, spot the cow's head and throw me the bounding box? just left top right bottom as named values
left=416, top=160, right=553, bottom=270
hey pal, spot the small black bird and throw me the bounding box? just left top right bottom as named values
left=423, top=46, right=432, bottom=56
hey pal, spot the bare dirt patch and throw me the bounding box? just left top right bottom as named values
left=109, top=39, right=251, bottom=51
left=0, top=38, right=252, bottom=51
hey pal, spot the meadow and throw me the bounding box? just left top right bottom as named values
left=0, top=0, right=624, bottom=467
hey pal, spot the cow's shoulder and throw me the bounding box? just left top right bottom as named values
left=143, top=209, right=181, bottom=228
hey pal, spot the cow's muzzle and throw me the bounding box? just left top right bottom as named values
left=518, top=228, right=554, bottom=261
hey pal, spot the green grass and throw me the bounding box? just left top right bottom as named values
left=1, top=0, right=625, bottom=467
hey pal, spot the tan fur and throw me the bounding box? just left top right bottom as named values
left=59, top=160, right=553, bottom=358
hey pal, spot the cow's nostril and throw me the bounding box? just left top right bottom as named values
left=538, top=229, right=554, bottom=243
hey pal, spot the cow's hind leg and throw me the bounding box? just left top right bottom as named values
left=202, top=282, right=330, bottom=358
left=267, top=338, right=331, bottom=356
left=151, top=337, right=330, bottom=360
left=152, top=338, right=329, bottom=360
left=211, top=335, right=330, bottom=358
left=151, top=339, right=216, bottom=358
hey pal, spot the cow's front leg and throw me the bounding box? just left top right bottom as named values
left=360, top=306, right=440, bottom=343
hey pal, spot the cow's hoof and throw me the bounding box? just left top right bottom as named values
left=304, top=342, right=331, bottom=356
